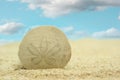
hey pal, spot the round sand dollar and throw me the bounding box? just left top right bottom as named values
left=18, top=26, right=71, bottom=69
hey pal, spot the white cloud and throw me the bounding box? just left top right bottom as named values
left=6, top=0, right=18, bottom=2
left=0, top=22, right=24, bottom=35
left=62, top=26, right=74, bottom=33
left=15, top=0, right=120, bottom=18
left=61, top=26, right=86, bottom=39
left=74, top=31, right=86, bottom=36
left=118, top=15, right=120, bottom=20
left=92, top=27, right=120, bottom=38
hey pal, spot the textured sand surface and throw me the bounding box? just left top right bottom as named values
left=0, top=39, right=120, bottom=80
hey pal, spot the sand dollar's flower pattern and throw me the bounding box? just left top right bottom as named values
left=27, top=37, right=61, bottom=66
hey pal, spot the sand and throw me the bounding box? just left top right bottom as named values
left=0, top=39, right=120, bottom=80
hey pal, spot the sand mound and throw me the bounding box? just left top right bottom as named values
left=0, top=39, right=120, bottom=80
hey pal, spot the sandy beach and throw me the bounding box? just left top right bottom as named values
left=0, top=39, right=120, bottom=80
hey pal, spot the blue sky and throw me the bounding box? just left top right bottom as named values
left=0, top=0, right=120, bottom=43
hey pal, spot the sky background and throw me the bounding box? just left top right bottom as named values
left=0, top=0, right=120, bottom=44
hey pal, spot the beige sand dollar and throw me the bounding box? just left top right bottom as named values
left=18, top=26, right=71, bottom=69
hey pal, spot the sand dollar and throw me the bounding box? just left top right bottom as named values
left=18, top=26, right=71, bottom=69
